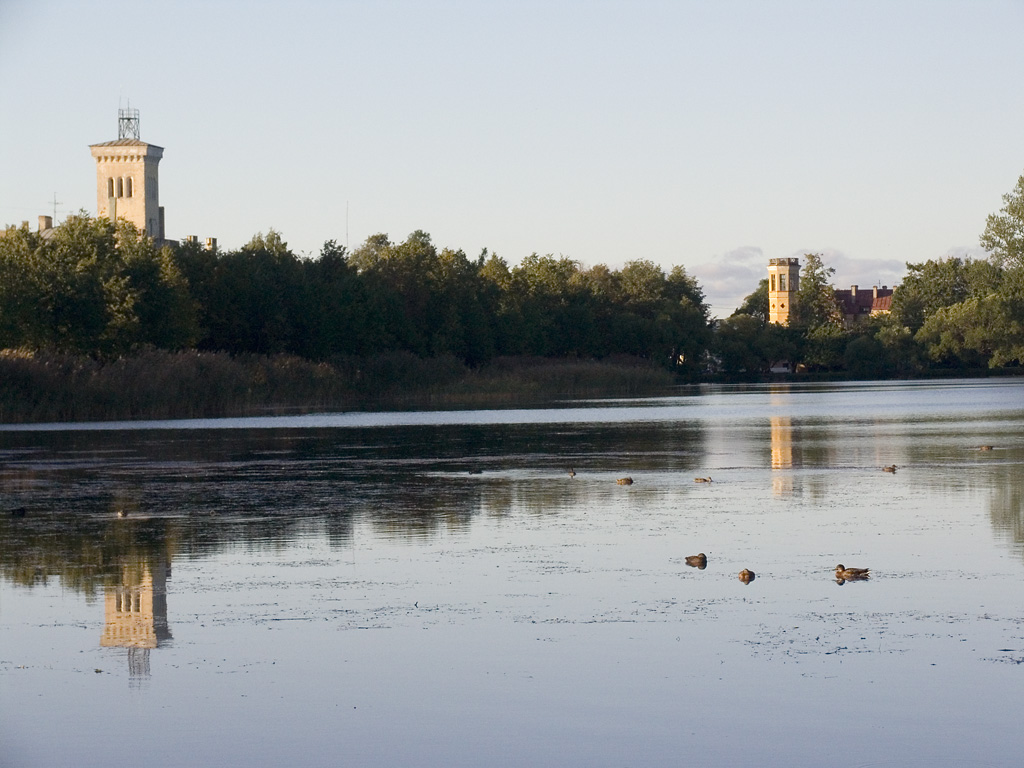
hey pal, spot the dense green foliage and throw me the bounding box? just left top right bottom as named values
left=1, top=220, right=711, bottom=374
left=2, top=171, right=1023, bottom=411
left=981, top=174, right=1024, bottom=271
left=0, top=216, right=197, bottom=355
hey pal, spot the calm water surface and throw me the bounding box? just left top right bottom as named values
left=2, top=379, right=1023, bottom=767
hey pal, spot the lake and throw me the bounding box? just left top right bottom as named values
left=2, top=378, right=1023, bottom=767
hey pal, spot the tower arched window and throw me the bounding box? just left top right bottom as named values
left=107, top=178, right=114, bottom=198
left=770, top=274, right=776, bottom=291
left=779, top=274, right=787, bottom=291
left=117, top=177, right=124, bottom=198
left=126, top=177, right=133, bottom=198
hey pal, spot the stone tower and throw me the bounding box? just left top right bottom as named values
left=89, top=108, right=165, bottom=240
left=767, top=257, right=800, bottom=325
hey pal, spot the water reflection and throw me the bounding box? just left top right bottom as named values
left=770, top=415, right=794, bottom=497
left=2, top=384, right=1024, bottom=581
left=3, top=380, right=1024, bottom=768
left=100, top=554, right=171, bottom=686
left=0, top=420, right=709, bottom=571
left=988, top=462, right=1024, bottom=557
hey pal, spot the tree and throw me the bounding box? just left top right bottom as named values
left=0, top=223, right=46, bottom=348
left=915, top=270, right=1024, bottom=368
left=0, top=214, right=197, bottom=356
left=873, top=315, right=924, bottom=376
left=714, top=314, right=767, bottom=374
left=663, top=265, right=711, bottom=373
left=619, top=260, right=665, bottom=311
left=243, top=229, right=291, bottom=258
left=511, top=254, right=591, bottom=357
left=300, top=240, right=379, bottom=359
left=792, top=253, right=842, bottom=331
left=712, top=315, right=798, bottom=375
left=733, top=278, right=768, bottom=323
left=477, top=251, right=521, bottom=356
left=981, top=173, right=1024, bottom=270
left=890, top=257, right=1002, bottom=333
left=348, top=231, right=499, bottom=363
left=843, top=333, right=887, bottom=379
left=120, top=235, right=198, bottom=350
left=666, top=265, right=707, bottom=312
left=432, top=246, right=493, bottom=364
left=908, top=173, right=1024, bottom=369
left=801, top=325, right=846, bottom=371
left=198, top=230, right=306, bottom=355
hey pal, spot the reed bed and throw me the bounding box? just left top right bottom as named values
left=0, top=349, right=675, bottom=423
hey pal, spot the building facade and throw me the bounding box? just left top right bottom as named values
left=834, top=285, right=893, bottom=326
left=766, top=259, right=893, bottom=328
left=767, top=257, right=800, bottom=325
left=89, top=137, right=164, bottom=239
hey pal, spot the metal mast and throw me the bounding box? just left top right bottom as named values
left=118, top=107, right=140, bottom=140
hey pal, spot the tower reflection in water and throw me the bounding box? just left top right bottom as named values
left=99, top=555, right=171, bottom=685
left=770, top=415, right=794, bottom=497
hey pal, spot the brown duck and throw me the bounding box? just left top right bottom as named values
left=882, top=465, right=897, bottom=473
left=835, top=564, right=870, bottom=581
left=738, top=569, right=755, bottom=584
left=685, top=553, right=707, bottom=569
left=616, top=477, right=634, bottom=485
left=694, top=476, right=712, bottom=483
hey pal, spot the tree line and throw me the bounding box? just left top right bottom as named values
left=0, top=219, right=711, bottom=375
left=1, top=173, right=1023, bottom=381
left=718, top=174, right=1024, bottom=377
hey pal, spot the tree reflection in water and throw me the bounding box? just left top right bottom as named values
left=2, top=382, right=1024, bottom=767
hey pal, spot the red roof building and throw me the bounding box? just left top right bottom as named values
left=833, top=285, right=894, bottom=326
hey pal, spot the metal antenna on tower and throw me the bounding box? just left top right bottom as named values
left=51, top=193, right=61, bottom=220
left=118, top=104, right=140, bottom=140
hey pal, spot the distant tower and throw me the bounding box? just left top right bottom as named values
left=767, top=257, right=800, bottom=325
left=89, top=108, right=165, bottom=240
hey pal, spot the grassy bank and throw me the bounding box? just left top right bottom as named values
left=0, top=349, right=676, bottom=423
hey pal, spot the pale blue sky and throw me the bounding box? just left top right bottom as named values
left=2, top=0, right=1021, bottom=316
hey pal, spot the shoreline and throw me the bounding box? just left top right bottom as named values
left=1, top=348, right=1020, bottom=425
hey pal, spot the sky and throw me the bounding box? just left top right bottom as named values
left=2, top=0, right=1022, bottom=317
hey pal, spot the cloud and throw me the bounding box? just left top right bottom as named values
left=941, top=245, right=990, bottom=262
left=811, top=248, right=906, bottom=292
left=690, top=246, right=767, bottom=319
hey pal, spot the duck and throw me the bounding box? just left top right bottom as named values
left=568, top=468, right=576, bottom=478
left=882, top=465, right=897, bottom=473
left=10, top=506, right=27, bottom=518
left=685, top=553, right=707, bottom=569
left=834, top=564, right=870, bottom=580
left=117, top=509, right=128, bottom=518
left=979, top=445, right=994, bottom=451
left=694, top=476, right=712, bottom=483
left=616, top=477, right=633, bottom=485
left=738, top=568, right=755, bottom=584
